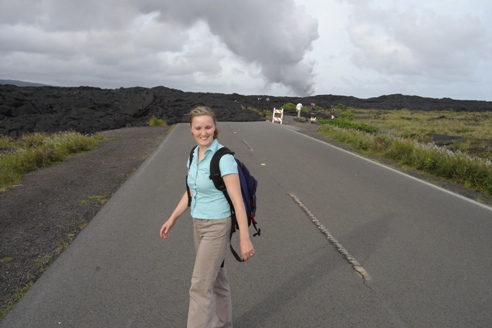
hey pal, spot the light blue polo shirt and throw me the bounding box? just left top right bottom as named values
left=187, top=139, right=238, bottom=219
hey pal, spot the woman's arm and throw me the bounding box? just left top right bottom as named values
left=159, top=190, right=190, bottom=239
left=223, top=173, right=255, bottom=261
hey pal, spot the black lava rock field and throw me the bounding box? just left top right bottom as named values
left=1, top=84, right=491, bottom=137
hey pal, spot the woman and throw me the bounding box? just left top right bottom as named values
left=160, top=106, right=255, bottom=328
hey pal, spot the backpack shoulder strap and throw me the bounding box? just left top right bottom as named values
left=209, top=147, right=234, bottom=191
left=188, top=145, right=197, bottom=167
left=186, top=145, right=198, bottom=207
left=209, top=147, right=247, bottom=262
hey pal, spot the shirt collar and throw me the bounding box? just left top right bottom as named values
left=195, top=138, right=220, bottom=158
left=205, top=139, right=220, bottom=154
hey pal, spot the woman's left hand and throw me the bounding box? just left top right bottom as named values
left=240, top=237, right=255, bottom=262
left=222, top=173, right=255, bottom=261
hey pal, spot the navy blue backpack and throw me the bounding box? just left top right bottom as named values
left=186, top=146, right=260, bottom=262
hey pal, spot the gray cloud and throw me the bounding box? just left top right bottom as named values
left=138, top=0, right=319, bottom=95
left=0, top=0, right=319, bottom=95
left=345, top=2, right=492, bottom=80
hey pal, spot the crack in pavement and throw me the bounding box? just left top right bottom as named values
left=289, top=193, right=371, bottom=282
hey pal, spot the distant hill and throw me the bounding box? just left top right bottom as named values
left=0, top=79, right=48, bottom=87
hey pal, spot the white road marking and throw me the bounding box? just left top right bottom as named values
left=285, top=127, right=492, bottom=212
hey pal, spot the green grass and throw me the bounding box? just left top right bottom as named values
left=1, top=257, right=14, bottom=263
left=346, top=109, right=492, bottom=149
left=318, top=109, right=492, bottom=196
left=318, top=118, right=379, bottom=134
left=0, top=132, right=102, bottom=191
left=88, top=194, right=108, bottom=205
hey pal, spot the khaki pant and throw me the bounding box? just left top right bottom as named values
left=188, top=218, right=232, bottom=328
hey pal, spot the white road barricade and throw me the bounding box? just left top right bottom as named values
left=272, top=108, right=284, bottom=124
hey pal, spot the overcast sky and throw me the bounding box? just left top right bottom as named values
left=1, top=0, right=491, bottom=100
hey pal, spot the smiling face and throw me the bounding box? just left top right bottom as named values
left=190, top=114, right=216, bottom=148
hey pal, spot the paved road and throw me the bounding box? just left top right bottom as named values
left=2, top=122, right=491, bottom=327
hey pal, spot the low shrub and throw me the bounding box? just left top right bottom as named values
left=281, top=103, right=297, bottom=111
left=335, top=103, right=347, bottom=111
left=338, top=110, right=355, bottom=121
left=148, top=116, right=167, bottom=126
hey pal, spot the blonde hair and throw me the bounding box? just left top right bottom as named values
left=189, top=106, right=219, bottom=139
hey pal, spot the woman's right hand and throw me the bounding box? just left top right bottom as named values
left=160, top=218, right=175, bottom=239
left=160, top=191, right=190, bottom=239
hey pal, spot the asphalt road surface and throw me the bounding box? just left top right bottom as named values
left=2, top=122, right=491, bottom=327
